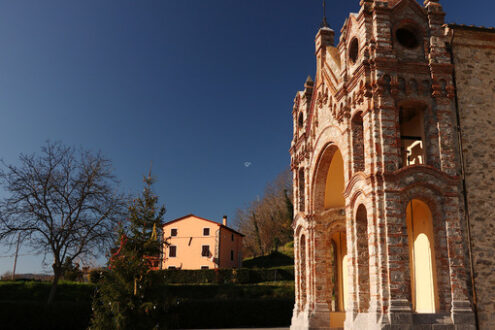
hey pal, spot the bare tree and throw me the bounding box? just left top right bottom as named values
left=236, top=169, right=293, bottom=258
left=0, top=142, right=126, bottom=304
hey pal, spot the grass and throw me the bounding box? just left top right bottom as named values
left=242, top=241, right=295, bottom=269
left=242, top=251, right=294, bottom=268
left=278, top=241, right=294, bottom=258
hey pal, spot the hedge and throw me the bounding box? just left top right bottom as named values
left=153, top=266, right=294, bottom=284
left=165, top=283, right=294, bottom=300
left=0, top=280, right=295, bottom=329
left=0, top=281, right=94, bottom=302
left=0, top=301, right=91, bottom=330
left=0, top=297, right=294, bottom=330
left=167, top=298, right=294, bottom=329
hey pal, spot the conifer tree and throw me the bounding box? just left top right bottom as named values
left=90, top=174, right=166, bottom=330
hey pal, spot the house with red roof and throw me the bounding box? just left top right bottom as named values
left=162, top=214, right=244, bottom=270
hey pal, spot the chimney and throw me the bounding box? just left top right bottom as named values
left=222, top=215, right=227, bottom=226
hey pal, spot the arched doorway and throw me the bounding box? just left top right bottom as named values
left=313, top=146, right=347, bottom=328
left=406, top=199, right=439, bottom=313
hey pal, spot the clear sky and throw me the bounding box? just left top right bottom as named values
left=0, top=0, right=493, bottom=275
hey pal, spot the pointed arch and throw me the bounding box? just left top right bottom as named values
left=312, top=144, right=346, bottom=212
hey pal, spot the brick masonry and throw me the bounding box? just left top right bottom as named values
left=289, top=1, right=493, bottom=329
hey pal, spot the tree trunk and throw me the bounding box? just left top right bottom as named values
left=47, top=264, right=62, bottom=305
left=252, top=212, right=265, bottom=256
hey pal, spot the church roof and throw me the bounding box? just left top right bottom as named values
left=447, top=23, right=495, bottom=33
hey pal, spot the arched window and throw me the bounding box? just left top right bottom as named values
left=400, top=105, right=426, bottom=167
left=406, top=199, right=439, bottom=313
left=298, top=168, right=305, bottom=212
left=351, top=113, right=365, bottom=172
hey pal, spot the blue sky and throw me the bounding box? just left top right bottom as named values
left=0, top=0, right=493, bottom=274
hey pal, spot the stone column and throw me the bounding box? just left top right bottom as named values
left=443, top=196, right=476, bottom=328
left=384, top=191, right=414, bottom=326
left=309, top=216, right=332, bottom=329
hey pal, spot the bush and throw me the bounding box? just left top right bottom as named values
left=88, top=268, right=107, bottom=284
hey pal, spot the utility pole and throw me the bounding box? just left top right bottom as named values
left=12, top=233, right=21, bottom=281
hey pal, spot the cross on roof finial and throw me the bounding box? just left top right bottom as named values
left=321, top=0, right=329, bottom=28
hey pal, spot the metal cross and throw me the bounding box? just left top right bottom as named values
left=321, top=0, right=329, bottom=28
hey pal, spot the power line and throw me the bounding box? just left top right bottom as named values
left=0, top=253, right=37, bottom=258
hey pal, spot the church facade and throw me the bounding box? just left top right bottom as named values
left=289, top=1, right=495, bottom=329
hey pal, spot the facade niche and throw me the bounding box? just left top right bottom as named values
left=349, top=38, right=359, bottom=64
left=351, top=113, right=365, bottom=172
left=355, top=205, right=370, bottom=312
left=399, top=105, right=426, bottom=167
left=299, top=235, right=307, bottom=310
left=298, top=168, right=305, bottom=212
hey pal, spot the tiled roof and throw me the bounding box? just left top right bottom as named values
left=162, top=214, right=245, bottom=237
left=447, top=23, right=495, bottom=33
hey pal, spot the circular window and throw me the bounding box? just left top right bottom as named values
left=396, top=27, right=419, bottom=49
left=349, top=38, right=359, bottom=64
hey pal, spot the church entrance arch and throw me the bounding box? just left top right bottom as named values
left=313, top=145, right=347, bottom=328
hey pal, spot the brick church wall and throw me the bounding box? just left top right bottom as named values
left=451, top=25, right=495, bottom=329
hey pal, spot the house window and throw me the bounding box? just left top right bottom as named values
left=231, top=233, right=234, bottom=241
left=231, top=250, right=234, bottom=261
left=202, top=245, right=210, bottom=257
left=171, top=228, right=177, bottom=237
left=203, top=228, right=210, bottom=236
left=168, top=266, right=176, bottom=270
left=201, top=266, right=209, bottom=270
left=169, top=245, right=177, bottom=258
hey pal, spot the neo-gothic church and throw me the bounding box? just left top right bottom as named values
left=290, top=0, right=495, bottom=329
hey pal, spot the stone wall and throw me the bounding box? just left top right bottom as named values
left=451, top=26, right=495, bottom=330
